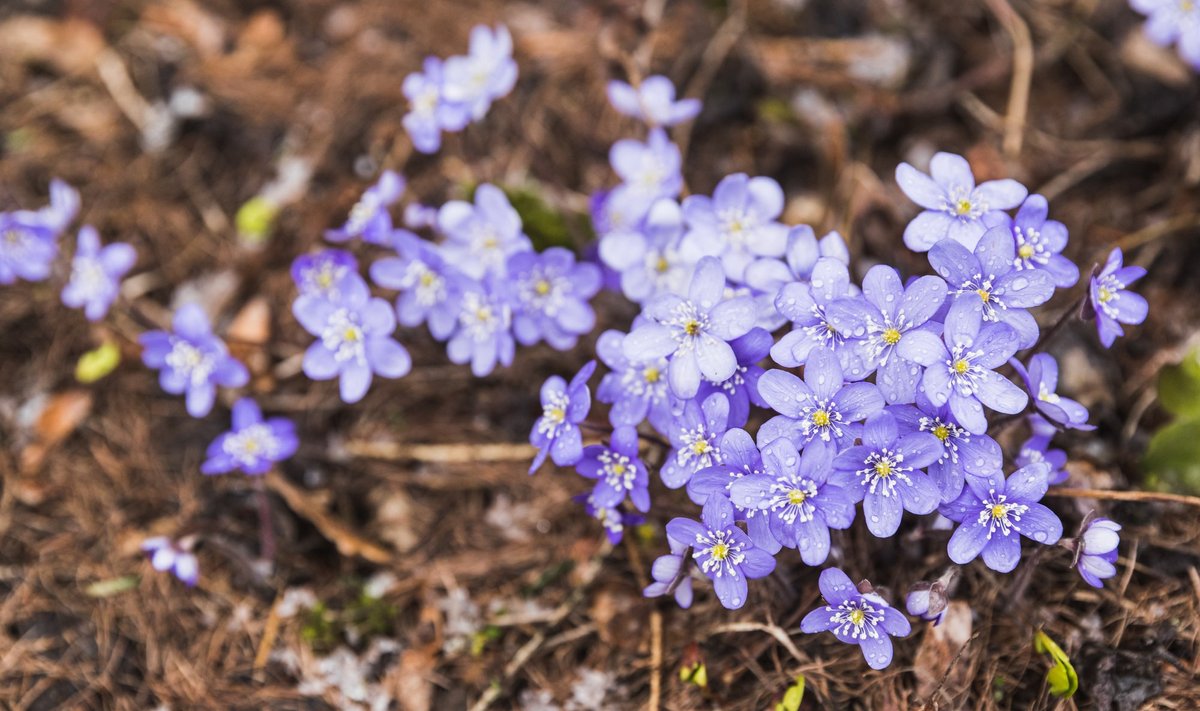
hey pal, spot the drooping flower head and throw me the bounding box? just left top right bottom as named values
left=442, top=24, right=518, bottom=121
left=1011, top=353, right=1094, bottom=430
left=202, top=398, right=299, bottom=476
left=577, top=425, right=650, bottom=512
left=139, top=304, right=250, bottom=417
left=896, top=152, right=1027, bottom=252
left=665, top=494, right=777, bottom=609
left=292, top=248, right=359, bottom=302
left=325, top=171, right=404, bottom=245
left=61, top=226, right=136, bottom=321
left=141, top=536, right=199, bottom=587
left=293, top=273, right=412, bottom=403
left=606, top=75, right=701, bottom=127
left=800, top=568, right=911, bottom=670
left=508, top=247, right=603, bottom=350
left=679, top=173, right=788, bottom=282
left=905, top=568, right=956, bottom=625
left=437, top=184, right=532, bottom=279
left=529, top=360, right=596, bottom=473
left=1086, top=248, right=1148, bottom=348
left=1071, top=514, right=1121, bottom=588
left=939, top=463, right=1063, bottom=573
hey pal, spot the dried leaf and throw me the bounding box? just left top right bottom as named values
left=21, top=390, right=94, bottom=472
left=266, top=470, right=394, bottom=564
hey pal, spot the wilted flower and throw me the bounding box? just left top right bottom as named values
left=61, top=226, right=136, bottom=321
left=325, top=171, right=404, bottom=245
left=665, top=494, right=776, bottom=609
left=141, top=536, right=199, bottom=587
left=896, top=152, right=1027, bottom=252
left=140, top=304, right=250, bottom=417
left=529, top=361, right=596, bottom=472
left=1071, top=515, right=1121, bottom=588
left=202, top=398, right=299, bottom=475
left=1087, top=248, right=1148, bottom=348
left=606, top=75, right=701, bottom=126
left=800, top=568, right=911, bottom=670
left=905, top=568, right=956, bottom=625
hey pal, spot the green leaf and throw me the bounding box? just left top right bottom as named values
left=679, top=661, right=707, bottom=688
left=235, top=196, right=279, bottom=247
left=1033, top=629, right=1078, bottom=698
left=1142, top=415, right=1200, bottom=496
left=1157, top=350, right=1200, bottom=418
left=774, top=674, right=805, bottom=711
left=76, top=341, right=121, bottom=383
left=85, top=575, right=139, bottom=597
left=502, top=185, right=575, bottom=252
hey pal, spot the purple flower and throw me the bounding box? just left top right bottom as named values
left=607, top=128, right=683, bottom=223
left=666, top=494, right=777, bottom=609
left=529, top=360, right=596, bottom=473
left=696, top=327, right=771, bottom=429
left=687, top=427, right=765, bottom=506
left=827, top=266, right=948, bottom=404
left=442, top=24, right=518, bottom=121
left=890, top=400, right=1003, bottom=503
left=731, top=438, right=857, bottom=565
left=0, top=179, right=79, bottom=284
left=403, top=56, right=470, bottom=154
left=1072, top=515, right=1121, bottom=588
left=1015, top=415, right=1069, bottom=485
left=595, top=328, right=673, bottom=432
left=939, top=463, right=1063, bottom=573
left=61, top=226, right=136, bottom=321
left=896, top=152, right=1028, bottom=252
left=905, top=569, right=955, bottom=625
left=831, top=411, right=943, bottom=537
left=1087, top=248, right=1148, bottom=348
left=369, top=232, right=467, bottom=340
left=293, top=274, right=412, bottom=403
left=898, top=300, right=1027, bottom=434
left=606, top=75, right=701, bottom=126
left=800, top=568, right=910, bottom=670
left=141, top=536, right=199, bottom=587
left=929, top=226, right=1054, bottom=347
left=1130, top=0, right=1200, bottom=70
left=446, top=277, right=516, bottom=376
left=292, top=249, right=359, bottom=301
left=643, top=549, right=694, bottom=609
left=509, top=247, right=603, bottom=350
left=757, top=346, right=885, bottom=458
left=679, top=173, right=788, bottom=282
left=1011, top=354, right=1093, bottom=430
left=403, top=202, right=439, bottom=230
left=744, top=226, right=849, bottom=330
left=771, top=258, right=869, bottom=378
left=437, top=184, right=532, bottom=279
left=579, top=492, right=642, bottom=545
left=577, top=425, right=650, bottom=512
left=325, top=171, right=404, bottom=245
left=662, top=392, right=731, bottom=489
left=139, top=304, right=250, bottom=417
left=201, top=398, right=299, bottom=475
left=1002, top=195, right=1078, bottom=288
left=622, top=256, right=757, bottom=399
left=598, top=197, right=694, bottom=304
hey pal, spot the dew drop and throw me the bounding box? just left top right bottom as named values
left=731, top=597, right=742, bottom=606
left=1033, top=531, right=1047, bottom=542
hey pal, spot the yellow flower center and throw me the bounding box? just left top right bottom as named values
left=655, top=256, right=670, bottom=273
left=611, top=463, right=626, bottom=475
left=1018, top=244, right=1035, bottom=260
left=849, top=609, right=865, bottom=625
left=976, top=288, right=991, bottom=304
left=787, top=489, right=808, bottom=505
left=475, top=306, right=493, bottom=321
left=954, top=198, right=973, bottom=216
left=483, top=236, right=499, bottom=249
left=419, top=272, right=436, bottom=287
left=535, top=279, right=552, bottom=296
left=684, top=319, right=701, bottom=336
left=547, top=406, right=565, bottom=423
left=316, top=271, right=334, bottom=289
left=691, top=440, right=711, bottom=456
left=1098, top=286, right=1114, bottom=304
left=243, top=440, right=260, bottom=453
left=3, top=229, right=20, bottom=245
left=882, top=328, right=902, bottom=345
left=933, top=425, right=950, bottom=442
left=812, top=410, right=831, bottom=427
left=709, top=542, right=730, bottom=561
left=643, top=367, right=661, bottom=383
left=990, top=504, right=1009, bottom=520
left=953, top=359, right=970, bottom=374
left=343, top=327, right=361, bottom=342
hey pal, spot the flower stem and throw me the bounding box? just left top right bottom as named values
left=255, top=476, right=276, bottom=565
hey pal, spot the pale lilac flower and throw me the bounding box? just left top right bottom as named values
left=1000, top=195, right=1078, bottom=288
left=579, top=492, right=641, bottom=545
left=139, top=304, right=250, bottom=417
left=606, top=128, right=683, bottom=225
left=403, top=202, right=439, bottom=230
left=642, top=549, right=694, bottom=609
left=757, top=346, right=885, bottom=458
left=370, top=232, right=468, bottom=340
left=622, top=256, right=756, bottom=399
left=577, top=425, right=650, bottom=512
left=896, top=152, right=1027, bottom=252
left=594, top=328, right=673, bottom=432
left=696, top=327, right=771, bottom=429
left=1015, top=415, right=1069, bottom=485
left=800, top=568, right=910, bottom=670
left=939, top=463, right=1063, bottom=573
left=1130, top=0, right=1200, bottom=70
left=1072, top=515, right=1121, bottom=588
left=403, top=57, right=471, bottom=154
left=771, top=258, right=869, bottom=378
left=606, top=75, right=701, bottom=126
left=830, top=411, right=943, bottom=537
left=529, top=361, right=596, bottom=473
left=731, top=438, right=856, bottom=564
left=141, top=536, right=199, bottom=587
left=827, top=266, right=948, bottom=404
left=1087, top=248, right=1148, bottom=348
left=661, top=393, right=730, bottom=489
left=293, top=274, right=412, bottom=403
left=437, top=184, right=532, bottom=279
left=442, top=24, right=518, bottom=121
left=679, top=173, right=788, bottom=282
left=292, top=249, right=358, bottom=301
left=201, top=398, right=298, bottom=475
left=598, top=198, right=694, bottom=304
left=1011, top=354, right=1094, bottom=430
left=665, top=494, right=776, bottom=609
left=898, top=300, right=1027, bottom=434
left=743, top=226, right=849, bottom=330
left=509, top=248, right=603, bottom=350
left=0, top=179, right=79, bottom=284
left=687, top=427, right=765, bottom=506
left=929, top=226, right=1054, bottom=347
left=446, top=277, right=516, bottom=376
left=889, top=399, right=1003, bottom=503
left=325, top=171, right=404, bottom=245
left=61, top=226, right=136, bottom=321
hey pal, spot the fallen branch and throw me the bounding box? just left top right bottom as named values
left=1047, top=487, right=1200, bottom=508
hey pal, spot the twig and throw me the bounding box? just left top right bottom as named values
left=252, top=594, right=284, bottom=681
left=708, top=621, right=808, bottom=665
left=648, top=610, right=663, bottom=711
left=920, top=633, right=981, bottom=710
left=264, top=470, right=394, bottom=564
left=675, top=0, right=747, bottom=165
left=1047, top=487, right=1200, bottom=508
left=983, top=0, right=1034, bottom=158
left=338, top=440, right=536, bottom=463
left=1107, top=213, right=1200, bottom=254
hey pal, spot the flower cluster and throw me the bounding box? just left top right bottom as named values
left=402, top=24, right=517, bottom=153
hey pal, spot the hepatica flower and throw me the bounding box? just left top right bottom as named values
left=437, top=184, right=532, bottom=279
left=696, top=327, right=771, bottom=429
left=598, top=197, right=693, bottom=304
left=580, top=492, right=642, bottom=545
left=890, top=400, right=1003, bottom=503
left=595, top=328, right=673, bottom=431
left=643, top=548, right=694, bottom=609
left=202, top=398, right=298, bottom=475
left=731, top=437, right=856, bottom=564
left=1072, top=515, right=1121, bottom=588
left=896, top=152, right=1027, bottom=252
left=292, top=248, right=358, bottom=302
left=680, top=173, right=788, bottom=282
left=442, top=24, right=518, bottom=121
left=1130, top=0, right=1200, bottom=70
left=800, top=568, right=910, bottom=670
left=898, top=300, right=1027, bottom=434
left=1016, top=415, right=1069, bottom=485
left=687, top=427, right=764, bottom=506
left=61, top=226, right=136, bottom=321
left=623, top=256, right=756, bottom=399
left=607, top=75, right=701, bottom=127
left=662, top=393, right=731, bottom=489
left=577, top=425, right=650, bottom=512
left=509, top=247, right=602, bottom=350
left=1087, top=248, right=1148, bottom=348
left=0, top=179, right=79, bottom=284
left=325, top=170, right=404, bottom=245
left=831, top=411, right=943, bottom=537
left=370, top=232, right=467, bottom=340
left=1011, top=354, right=1093, bottom=430
left=1004, top=195, right=1078, bottom=288
left=939, top=463, right=1063, bottom=573
left=447, top=278, right=516, bottom=376
left=607, top=128, right=684, bottom=222
left=140, top=304, right=250, bottom=417
left=744, top=226, right=849, bottom=330
left=529, top=360, right=596, bottom=473
left=772, top=258, right=866, bottom=376
left=403, top=56, right=470, bottom=154
left=294, top=274, right=412, bottom=403
left=666, top=494, right=776, bottom=610
left=905, top=569, right=955, bottom=625
left=141, top=536, right=199, bottom=587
